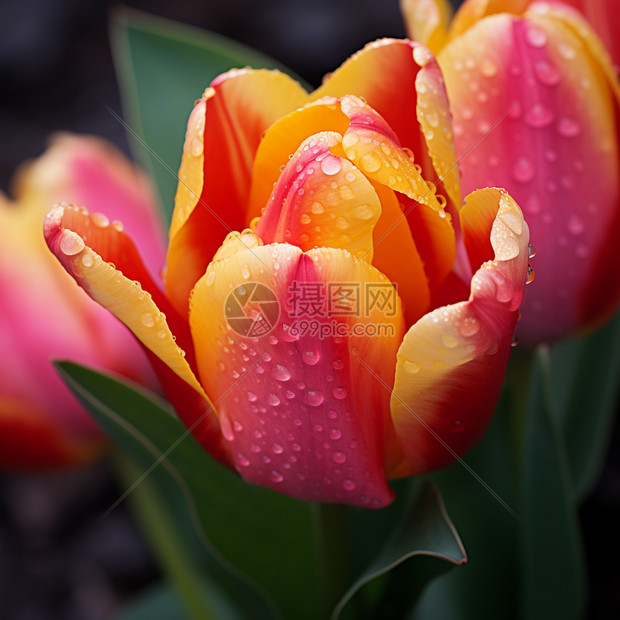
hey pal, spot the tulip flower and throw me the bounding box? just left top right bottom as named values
left=46, top=40, right=529, bottom=507
left=402, top=0, right=620, bottom=345
left=1, top=134, right=165, bottom=469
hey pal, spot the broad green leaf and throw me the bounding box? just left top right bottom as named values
left=333, top=482, right=466, bottom=620
left=519, top=351, right=585, bottom=620
left=116, top=455, right=269, bottom=620
left=549, top=311, right=620, bottom=500
left=111, top=8, right=310, bottom=223
left=56, top=361, right=320, bottom=620
left=411, top=389, right=520, bottom=620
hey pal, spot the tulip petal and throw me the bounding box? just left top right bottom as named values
left=369, top=181, right=431, bottom=325
left=190, top=242, right=406, bottom=507
left=16, top=133, right=167, bottom=282
left=314, top=39, right=461, bottom=211
left=247, top=98, right=349, bottom=221
left=44, top=204, right=232, bottom=465
left=400, top=0, right=453, bottom=52
left=439, top=9, right=620, bottom=343
left=339, top=96, right=441, bottom=208
left=338, top=95, right=457, bottom=291
left=390, top=189, right=529, bottom=476
left=255, top=131, right=381, bottom=261
left=165, top=70, right=308, bottom=317
left=0, top=397, right=105, bottom=469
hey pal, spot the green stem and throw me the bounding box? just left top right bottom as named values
left=114, top=455, right=217, bottom=620
left=314, top=502, right=352, bottom=619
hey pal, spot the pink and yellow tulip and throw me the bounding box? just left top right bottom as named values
left=0, top=134, right=164, bottom=469
left=402, top=0, right=620, bottom=345
left=46, top=40, right=529, bottom=506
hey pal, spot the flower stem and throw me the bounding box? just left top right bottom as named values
left=114, top=454, right=218, bottom=620
left=314, top=502, right=352, bottom=619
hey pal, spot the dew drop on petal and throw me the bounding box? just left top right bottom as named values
left=140, top=312, right=155, bottom=328
left=306, top=390, right=324, bottom=407
left=332, top=387, right=348, bottom=400
left=59, top=231, right=85, bottom=256
left=272, top=364, right=291, bottom=381
left=321, top=155, right=342, bottom=176
left=512, top=157, right=535, bottom=183
left=360, top=151, right=382, bottom=173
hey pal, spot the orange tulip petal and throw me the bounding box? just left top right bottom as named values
left=44, top=204, right=232, bottom=466
left=254, top=131, right=381, bottom=261
left=247, top=98, right=349, bottom=221
left=165, top=70, right=308, bottom=317
left=189, top=242, right=406, bottom=507
left=390, top=189, right=529, bottom=476
left=314, top=39, right=459, bottom=208
left=370, top=181, right=431, bottom=325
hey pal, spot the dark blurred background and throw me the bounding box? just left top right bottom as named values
left=0, top=0, right=618, bottom=618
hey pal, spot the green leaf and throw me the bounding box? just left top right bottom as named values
left=56, top=361, right=321, bottom=620
left=411, top=390, right=520, bottom=620
left=110, top=8, right=310, bottom=224
left=519, top=351, right=585, bottom=620
left=549, top=311, right=620, bottom=500
left=333, top=481, right=466, bottom=620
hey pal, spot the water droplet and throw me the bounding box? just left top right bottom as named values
left=332, top=359, right=344, bottom=370
left=342, top=479, right=356, bottom=491
left=241, top=264, right=251, bottom=279
left=267, top=393, right=281, bottom=407
left=557, top=117, right=580, bottom=138
left=460, top=317, right=480, bottom=337
left=59, top=231, right=85, bottom=256
left=442, top=334, right=459, bottom=348
left=402, top=360, right=420, bottom=373
left=525, top=102, right=554, bottom=128
left=140, top=312, right=155, bottom=328
left=451, top=419, right=464, bottom=432
left=306, top=390, right=324, bottom=407
left=81, top=253, right=93, bottom=267
left=191, top=137, right=203, bottom=157
left=311, top=201, right=324, bottom=214
left=526, top=24, right=548, bottom=48
left=91, top=212, right=110, bottom=227
left=567, top=214, right=584, bottom=235
left=352, top=204, right=374, bottom=220
left=528, top=244, right=536, bottom=258
left=360, top=151, right=381, bottom=173
left=526, top=265, right=536, bottom=284
left=332, top=451, right=347, bottom=464
left=329, top=429, right=342, bottom=440
left=332, top=387, right=348, bottom=400
left=247, top=392, right=257, bottom=402
left=534, top=59, right=560, bottom=86
left=300, top=213, right=311, bottom=225
left=237, top=454, right=250, bottom=467
left=321, top=154, right=342, bottom=176
left=271, top=470, right=284, bottom=483
left=303, top=350, right=320, bottom=365
left=272, top=443, right=283, bottom=454
left=272, top=364, right=291, bottom=381
left=512, top=157, right=535, bottom=183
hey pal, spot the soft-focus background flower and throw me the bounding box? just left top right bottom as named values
left=0, top=0, right=618, bottom=618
